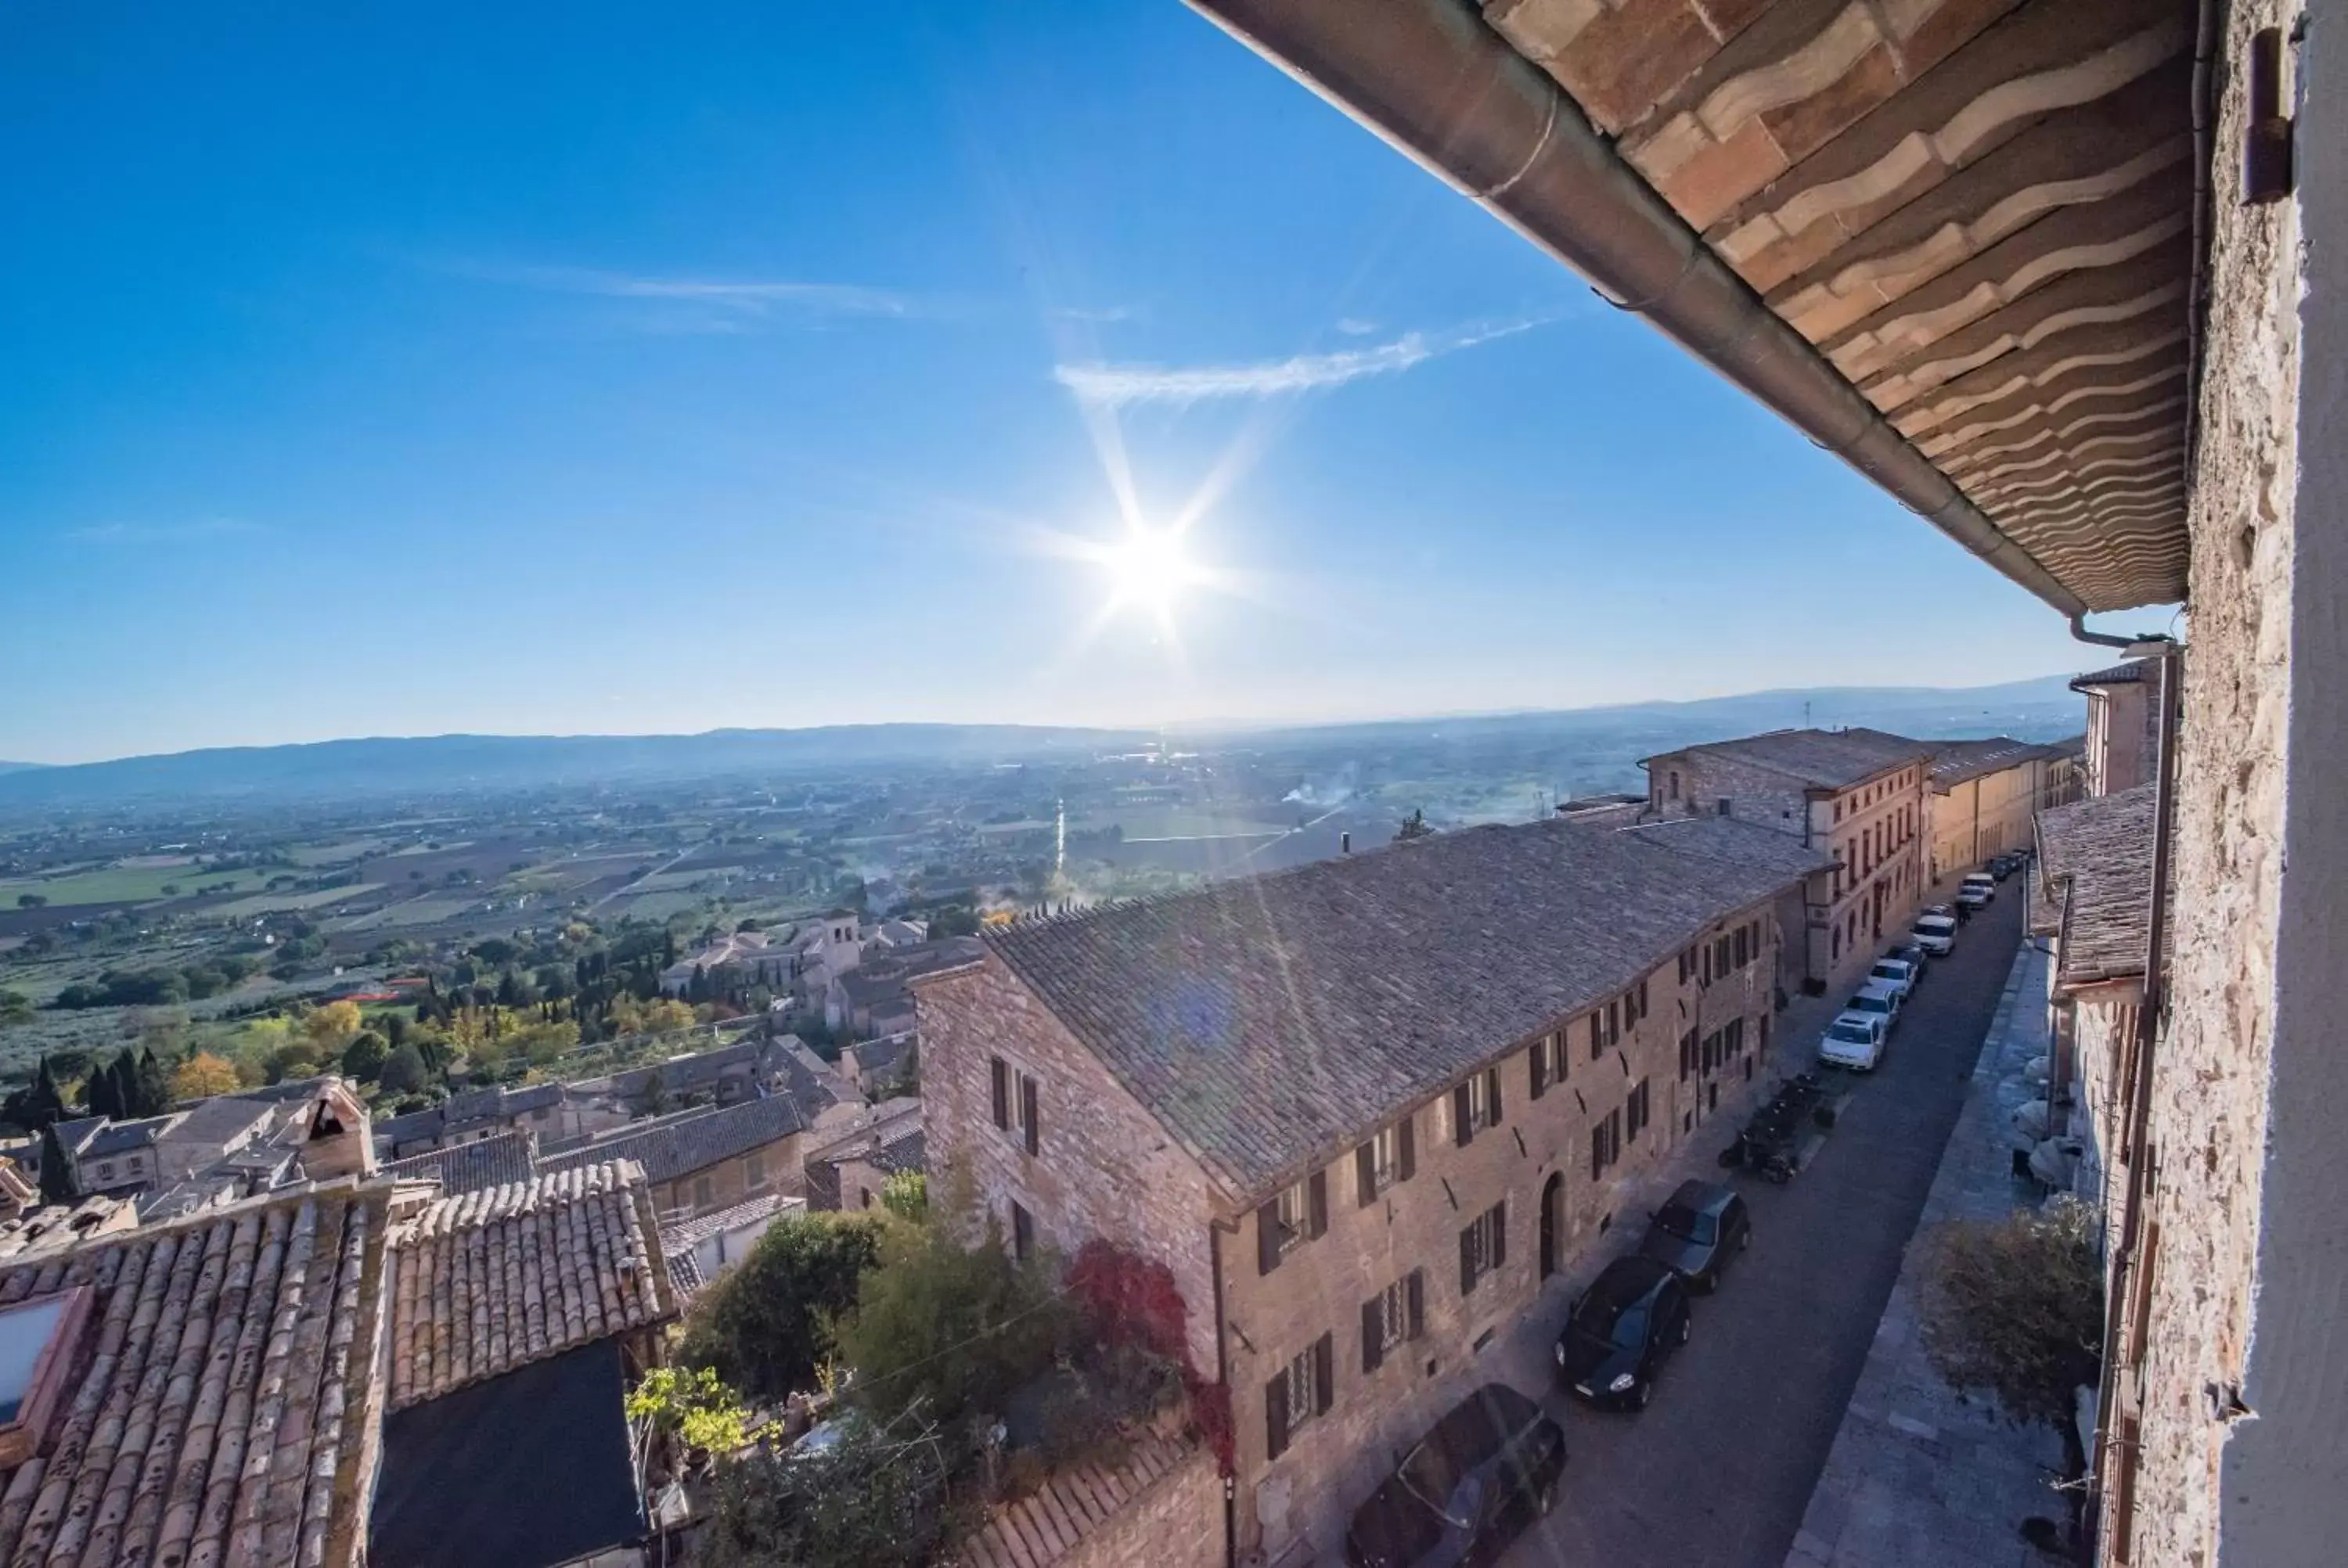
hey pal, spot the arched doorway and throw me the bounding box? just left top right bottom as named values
left=1539, top=1172, right=1564, bottom=1280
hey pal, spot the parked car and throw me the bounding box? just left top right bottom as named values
left=1889, top=940, right=1931, bottom=979
left=1819, top=1012, right=1887, bottom=1070
left=1910, top=912, right=1958, bottom=955
left=1555, top=1256, right=1691, bottom=1411
left=1958, top=872, right=1997, bottom=908
left=1843, top=981, right=1903, bottom=1031
left=1343, top=1383, right=1567, bottom=1568
left=1989, top=852, right=2022, bottom=881
left=1637, top=1179, right=1752, bottom=1293
left=1867, top=955, right=1920, bottom=1002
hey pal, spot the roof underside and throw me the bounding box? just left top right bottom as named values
left=1493, top=0, right=2197, bottom=609
left=1219, top=0, right=2199, bottom=611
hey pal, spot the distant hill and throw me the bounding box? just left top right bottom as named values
left=0, top=725, right=1148, bottom=809
left=0, top=675, right=2087, bottom=811
left=0, top=762, right=45, bottom=777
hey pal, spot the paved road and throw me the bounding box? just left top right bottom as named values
left=1493, top=890, right=2026, bottom=1568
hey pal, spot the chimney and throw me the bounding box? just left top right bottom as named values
left=1340, top=832, right=1352, bottom=854
left=304, top=1078, right=377, bottom=1181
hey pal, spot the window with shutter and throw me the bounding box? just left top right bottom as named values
left=1485, top=1068, right=1502, bottom=1128
left=1313, top=1333, right=1334, bottom=1419
left=1396, top=1113, right=1415, bottom=1182
left=1306, top=1170, right=1328, bottom=1240
left=1019, top=1074, right=1040, bottom=1156
left=1453, top=1083, right=1474, bottom=1148
left=989, top=1058, right=1009, bottom=1129
left=1256, top=1199, right=1283, bottom=1276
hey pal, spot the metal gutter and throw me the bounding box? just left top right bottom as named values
left=1183, top=0, right=2092, bottom=619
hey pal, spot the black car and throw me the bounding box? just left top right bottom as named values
left=1637, top=1179, right=1752, bottom=1292
left=1556, top=1256, right=1691, bottom=1410
left=1889, top=940, right=1930, bottom=979
left=1344, top=1383, right=1566, bottom=1568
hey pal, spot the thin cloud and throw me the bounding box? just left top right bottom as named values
left=1050, top=304, right=1138, bottom=324
left=67, top=519, right=270, bottom=544
left=1335, top=317, right=1378, bottom=336
left=1054, top=318, right=1546, bottom=408
left=443, top=261, right=917, bottom=321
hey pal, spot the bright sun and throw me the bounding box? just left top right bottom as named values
left=1099, top=526, right=1197, bottom=613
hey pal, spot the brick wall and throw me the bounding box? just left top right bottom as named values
left=917, top=960, right=1226, bottom=1375
left=1219, top=907, right=1781, bottom=1559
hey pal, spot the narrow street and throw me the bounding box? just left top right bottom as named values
left=1491, top=890, right=2027, bottom=1568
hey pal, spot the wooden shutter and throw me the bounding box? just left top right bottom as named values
left=1256, top=1200, right=1283, bottom=1276
left=1306, top=1171, right=1328, bottom=1240
left=1486, top=1068, right=1502, bottom=1127
left=1490, top=1200, right=1507, bottom=1271
left=1361, top=1297, right=1384, bottom=1373
left=1021, top=1075, right=1039, bottom=1156
left=1312, top=1333, right=1334, bottom=1417
left=989, top=1058, right=1008, bottom=1128
left=1396, top=1113, right=1415, bottom=1182
left=1264, top=1371, right=1290, bottom=1460
left=1590, top=1125, right=1604, bottom=1182
left=1453, top=1084, right=1473, bottom=1148
left=1529, top=1041, right=1547, bottom=1100
left=1460, top=1225, right=1478, bottom=1296
left=1406, top=1269, right=1425, bottom=1339
left=1356, top=1142, right=1377, bottom=1208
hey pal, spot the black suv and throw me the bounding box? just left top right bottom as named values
left=1344, top=1383, right=1567, bottom=1568
left=1555, top=1256, right=1691, bottom=1410
left=1637, top=1179, right=1752, bottom=1292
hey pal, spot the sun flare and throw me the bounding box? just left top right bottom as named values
left=1100, top=526, right=1197, bottom=613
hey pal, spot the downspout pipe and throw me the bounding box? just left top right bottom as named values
left=2085, top=642, right=2181, bottom=1548
left=1183, top=0, right=2091, bottom=620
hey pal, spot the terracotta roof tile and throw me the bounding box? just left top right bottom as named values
left=978, top=816, right=1830, bottom=1197
left=1649, top=727, right=1931, bottom=789
left=385, top=1161, right=675, bottom=1412
left=0, top=1182, right=389, bottom=1568
left=2035, top=783, right=2158, bottom=987
left=384, top=1130, right=538, bottom=1196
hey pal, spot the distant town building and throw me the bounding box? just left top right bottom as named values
left=1640, top=728, right=1931, bottom=992
left=917, top=815, right=1824, bottom=1564
left=542, top=1091, right=807, bottom=1219
left=374, top=1081, right=571, bottom=1160
left=1921, top=736, right=2080, bottom=879
left=660, top=1189, right=799, bottom=1300
left=802, top=1096, right=924, bottom=1212
left=2072, top=660, right=2162, bottom=798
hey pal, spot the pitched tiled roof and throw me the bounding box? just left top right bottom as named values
left=1926, top=738, right=2058, bottom=788
left=385, top=1160, right=675, bottom=1412
left=2071, top=661, right=2151, bottom=690
left=2036, top=784, right=2159, bottom=989
left=538, top=1093, right=805, bottom=1188
left=957, top=1434, right=1200, bottom=1568
left=978, top=816, right=1831, bottom=1198
left=376, top=1082, right=563, bottom=1148
left=385, top=1129, right=538, bottom=1195
left=0, top=1183, right=389, bottom=1568
left=1652, top=727, right=1928, bottom=789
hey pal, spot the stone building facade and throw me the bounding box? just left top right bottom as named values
left=2072, top=662, right=2162, bottom=799
left=2098, top=2, right=2348, bottom=1563
left=1640, top=728, right=1931, bottom=994
left=1924, top=738, right=2073, bottom=881
left=917, top=816, right=1821, bottom=1562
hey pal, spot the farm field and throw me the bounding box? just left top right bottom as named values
left=207, top=883, right=387, bottom=919
left=0, top=863, right=247, bottom=907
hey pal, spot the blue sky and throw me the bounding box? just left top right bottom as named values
left=1, top=2, right=2134, bottom=764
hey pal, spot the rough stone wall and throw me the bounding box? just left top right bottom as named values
left=960, top=1443, right=1223, bottom=1568
left=1062, top=1444, right=1223, bottom=1568
left=2127, top=2, right=2305, bottom=1562
left=1220, top=909, right=1780, bottom=1558
left=917, top=959, right=1225, bottom=1374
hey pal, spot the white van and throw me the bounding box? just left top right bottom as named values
left=1910, top=912, right=1957, bottom=956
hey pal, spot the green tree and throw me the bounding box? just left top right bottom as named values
left=625, top=1365, right=752, bottom=1455
left=133, top=1048, right=173, bottom=1116
left=679, top=1212, right=887, bottom=1401
left=691, top=1411, right=952, bottom=1568
left=1917, top=1198, right=2105, bottom=1430
left=85, top=1053, right=125, bottom=1119
left=340, top=1030, right=389, bottom=1082
left=15, top=893, right=45, bottom=909
left=1394, top=808, right=1434, bottom=842
left=878, top=1170, right=927, bottom=1222
left=37, top=1122, right=74, bottom=1204
left=830, top=1211, right=1065, bottom=1430
left=0, top=989, right=34, bottom=1029
left=379, top=1041, right=430, bottom=1096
